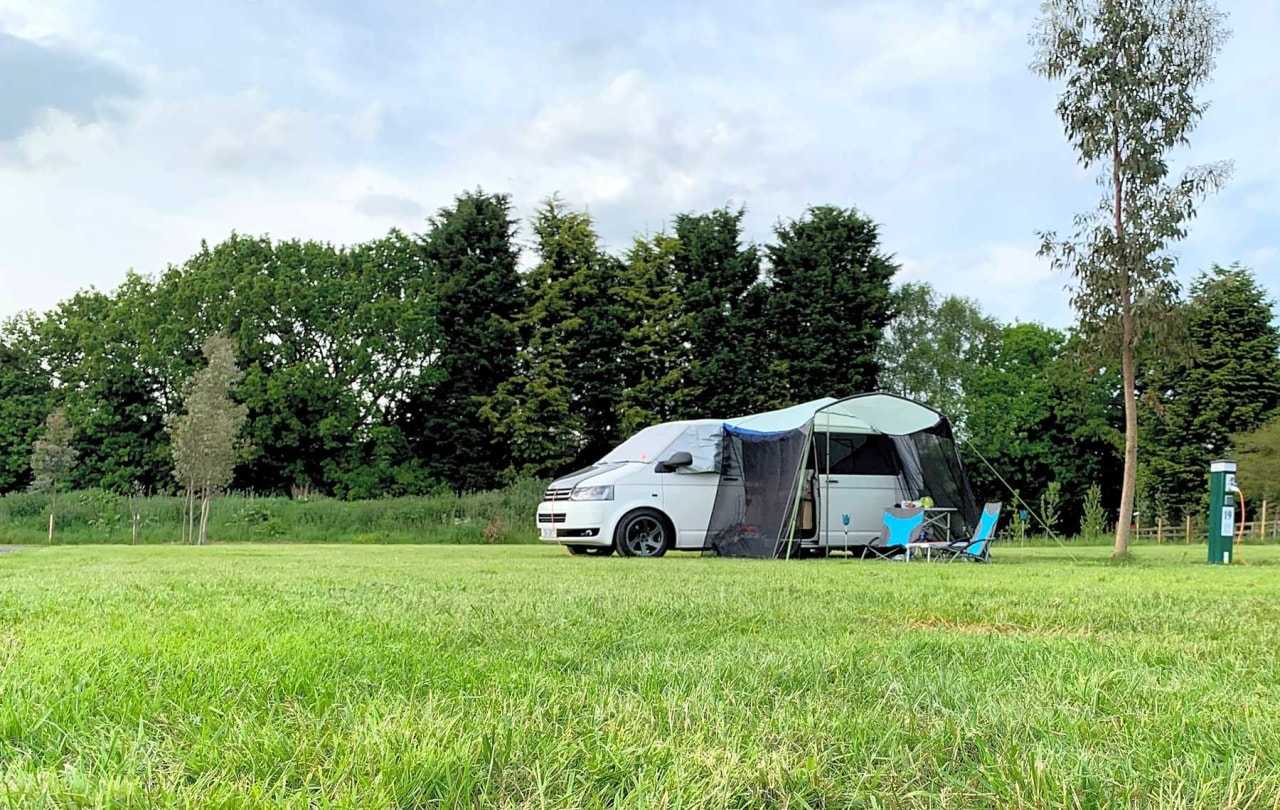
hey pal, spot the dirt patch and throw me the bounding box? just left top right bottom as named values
left=906, top=616, right=1094, bottom=639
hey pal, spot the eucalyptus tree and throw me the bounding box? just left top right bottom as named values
left=1032, top=0, right=1230, bottom=557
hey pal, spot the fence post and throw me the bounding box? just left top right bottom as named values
left=1185, top=514, right=1191, bottom=544
left=1261, top=500, right=1268, bottom=542
left=1157, top=516, right=1164, bottom=544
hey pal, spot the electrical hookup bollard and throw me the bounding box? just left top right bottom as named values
left=1208, top=459, right=1238, bottom=565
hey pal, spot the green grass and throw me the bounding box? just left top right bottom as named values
left=2, top=543, right=1279, bottom=807
left=0, top=482, right=545, bottom=545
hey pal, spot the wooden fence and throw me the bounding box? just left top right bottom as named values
left=1006, top=501, right=1280, bottom=544
left=1129, top=500, right=1279, bottom=543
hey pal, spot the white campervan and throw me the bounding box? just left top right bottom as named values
left=535, top=395, right=956, bottom=557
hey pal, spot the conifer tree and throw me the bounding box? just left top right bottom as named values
left=484, top=199, right=624, bottom=476
left=766, top=205, right=898, bottom=401
left=672, top=207, right=769, bottom=417
left=616, top=233, right=685, bottom=435
left=412, top=190, right=523, bottom=492
left=1144, top=264, right=1280, bottom=515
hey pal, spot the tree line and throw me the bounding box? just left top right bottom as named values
left=5, top=183, right=1277, bottom=537
left=1, top=195, right=896, bottom=502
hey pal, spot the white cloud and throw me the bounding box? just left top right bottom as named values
left=1, top=0, right=1278, bottom=332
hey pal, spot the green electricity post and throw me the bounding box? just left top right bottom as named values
left=1208, top=459, right=1237, bottom=565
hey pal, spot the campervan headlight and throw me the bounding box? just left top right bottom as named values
left=570, top=485, right=614, bottom=501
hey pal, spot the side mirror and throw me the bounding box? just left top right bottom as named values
left=655, top=451, right=694, bottom=473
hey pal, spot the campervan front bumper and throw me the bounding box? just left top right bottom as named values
left=535, top=499, right=611, bottom=546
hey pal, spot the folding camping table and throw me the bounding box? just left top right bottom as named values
left=905, top=507, right=957, bottom=561
left=921, top=507, right=956, bottom=540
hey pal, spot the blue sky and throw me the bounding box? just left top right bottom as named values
left=1, top=0, right=1276, bottom=325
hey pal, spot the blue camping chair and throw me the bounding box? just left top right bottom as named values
left=941, top=502, right=1001, bottom=562
left=875, top=506, right=925, bottom=559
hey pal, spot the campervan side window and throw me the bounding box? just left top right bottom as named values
left=814, top=432, right=899, bottom=476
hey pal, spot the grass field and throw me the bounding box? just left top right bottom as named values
left=2, top=543, right=1278, bottom=808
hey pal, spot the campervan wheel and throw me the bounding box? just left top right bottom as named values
left=565, top=545, right=614, bottom=557
left=615, top=510, right=670, bottom=558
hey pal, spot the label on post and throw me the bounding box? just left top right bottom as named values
left=1221, top=505, right=1235, bottom=537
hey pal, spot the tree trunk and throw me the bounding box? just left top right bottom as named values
left=199, top=486, right=211, bottom=546
left=1115, top=336, right=1137, bottom=559
left=1112, top=132, right=1135, bottom=560
left=48, top=491, right=56, bottom=544
left=187, top=484, right=196, bottom=545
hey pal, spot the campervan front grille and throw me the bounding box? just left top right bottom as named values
left=538, top=512, right=567, bottom=524
left=543, top=487, right=572, bottom=501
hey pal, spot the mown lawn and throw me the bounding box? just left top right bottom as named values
left=1, top=543, right=1278, bottom=808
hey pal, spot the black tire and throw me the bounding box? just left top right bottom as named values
left=565, top=544, right=614, bottom=557
left=614, top=509, right=671, bottom=558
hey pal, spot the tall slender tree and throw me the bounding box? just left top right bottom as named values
left=1033, top=0, right=1230, bottom=558
left=412, top=190, right=523, bottom=492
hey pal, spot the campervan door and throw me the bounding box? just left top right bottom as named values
left=813, top=430, right=901, bottom=546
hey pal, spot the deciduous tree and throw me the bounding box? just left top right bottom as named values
left=168, top=336, right=249, bottom=544
left=1033, top=0, right=1230, bottom=557
left=877, top=282, right=999, bottom=431
left=30, top=408, right=77, bottom=543
left=0, top=316, right=52, bottom=494
left=962, top=325, right=1122, bottom=532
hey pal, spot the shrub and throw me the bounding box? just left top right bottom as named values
left=1081, top=484, right=1107, bottom=540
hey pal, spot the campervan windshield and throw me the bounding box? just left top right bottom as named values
left=596, top=423, right=688, bottom=464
